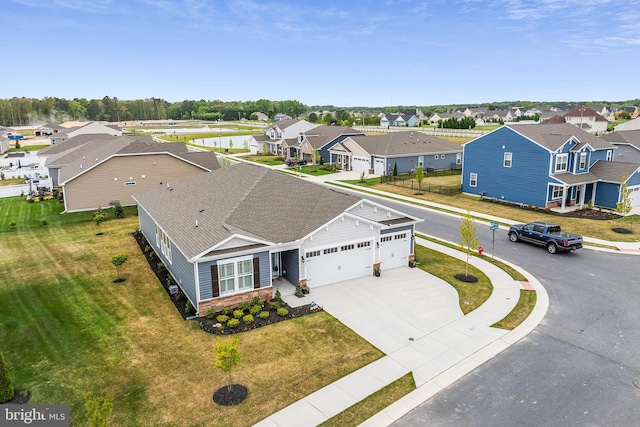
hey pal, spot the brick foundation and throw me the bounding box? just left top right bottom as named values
left=197, top=287, right=272, bottom=315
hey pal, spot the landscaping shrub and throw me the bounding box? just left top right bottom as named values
left=239, top=302, right=251, bottom=312
left=249, top=305, right=261, bottom=315
left=251, top=296, right=261, bottom=305
left=222, top=308, right=232, bottom=316
left=216, top=315, right=229, bottom=323
left=206, top=309, right=216, bottom=319
left=41, top=218, right=48, bottom=226
left=233, top=309, right=244, bottom=319
left=274, top=289, right=282, bottom=302
left=227, top=318, right=240, bottom=329
left=269, top=301, right=280, bottom=310
left=243, top=314, right=254, bottom=324
left=277, top=307, right=289, bottom=317
left=258, top=311, right=269, bottom=320
left=185, top=301, right=193, bottom=315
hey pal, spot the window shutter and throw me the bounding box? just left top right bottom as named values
left=211, top=265, right=219, bottom=298
left=253, top=258, right=260, bottom=289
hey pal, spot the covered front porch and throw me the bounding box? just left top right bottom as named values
left=548, top=174, right=597, bottom=213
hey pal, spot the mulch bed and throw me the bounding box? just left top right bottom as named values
left=3, top=390, right=31, bottom=404
left=213, top=384, right=248, bottom=406
left=455, top=274, right=478, bottom=283
left=612, top=227, right=633, bottom=234
left=132, top=231, right=191, bottom=319
left=198, top=303, right=322, bottom=335
left=481, top=199, right=621, bottom=221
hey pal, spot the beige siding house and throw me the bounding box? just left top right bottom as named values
left=63, top=153, right=218, bottom=212
left=43, top=135, right=220, bottom=212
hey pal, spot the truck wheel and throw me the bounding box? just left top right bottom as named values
left=547, top=243, right=558, bottom=254
left=509, top=232, right=518, bottom=242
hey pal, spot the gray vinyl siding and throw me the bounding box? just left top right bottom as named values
left=612, top=145, right=640, bottom=163
left=138, top=206, right=197, bottom=305
left=281, top=249, right=300, bottom=283
left=388, top=153, right=461, bottom=173
left=198, top=251, right=270, bottom=301
left=462, top=127, right=552, bottom=208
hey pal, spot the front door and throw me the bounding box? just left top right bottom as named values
left=271, top=253, right=281, bottom=279
left=576, top=186, right=582, bottom=207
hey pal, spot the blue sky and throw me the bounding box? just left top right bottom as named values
left=2, top=0, right=639, bottom=107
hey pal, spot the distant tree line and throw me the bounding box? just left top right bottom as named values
left=1, top=96, right=638, bottom=127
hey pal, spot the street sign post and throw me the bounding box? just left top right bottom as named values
left=489, top=222, right=498, bottom=258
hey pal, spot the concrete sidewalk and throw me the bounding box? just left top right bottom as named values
left=255, top=237, right=549, bottom=427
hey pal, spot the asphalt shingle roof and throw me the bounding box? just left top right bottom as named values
left=133, top=163, right=361, bottom=260
left=507, top=123, right=613, bottom=151
left=602, top=130, right=640, bottom=149
left=589, top=161, right=640, bottom=183
left=344, top=132, right=463, bottom=157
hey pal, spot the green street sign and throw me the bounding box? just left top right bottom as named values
left=490, top=221, right=499, bottom=230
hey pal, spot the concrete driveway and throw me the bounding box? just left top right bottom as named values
left=305, top=267, right=464, bottom=354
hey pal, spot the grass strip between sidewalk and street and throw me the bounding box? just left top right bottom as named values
left=491, top=290, right=537, bottom=330
left=319, top=373, right=416, bottom=427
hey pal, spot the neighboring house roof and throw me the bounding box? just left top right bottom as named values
left=614, top=117, right=640, bottom=131
left=47, top=136, right=217, bottom=183
left=507, top=123, right=613, bottom=152
left=588, top=161, right=640, bottom=183
left=133, top=163, right=362, bottom=260
left=36, top=123, right=66, bottom=130
left=563, top=106, right=607, bottom=122
left=302, top=125, right=361, bottom=150
left=339, top=132, right=462, bottom=157
left=540, top=115, right=567, bottom=124
left=602, top=130, right=640, bottom=149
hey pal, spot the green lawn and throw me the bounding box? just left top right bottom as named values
left=0, top=197, right=383, bottom=426
left=243, top=155, right=286, bottom=166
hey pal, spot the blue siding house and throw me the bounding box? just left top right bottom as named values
left=462, top=123, right=640, bottom=211
left=133, top=163, right=421, bottom=315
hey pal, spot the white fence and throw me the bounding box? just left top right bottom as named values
left=353, top=126, right=488, bottom=138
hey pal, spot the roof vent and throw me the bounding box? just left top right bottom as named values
left=195, top=220, right=198, bottom=228
left=199, top=208, right=204, bottom=213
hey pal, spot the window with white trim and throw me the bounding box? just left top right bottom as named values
left=155, top=225, right=171, bottom=263
left=503, top=152, right=512, bottom=168
left=555, top=154, right=568, bottom=172
left=606, top=150, right=613, bottom=161
left=579, top=152, right=587, bottom=169
left=380, top=236, right=392, bottom=242
left=237, top=260, right=253, bottom=291
left=469, top=173, right=477, bottom=187
left=217, top=255, right=254, bottom=296
left=434, top=154, right=439, bottom=160
left=456, top=153, right=462, bottom=164
left=552, top=185, right=563, bottom=199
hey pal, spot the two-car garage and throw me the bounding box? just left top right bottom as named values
left=303, top=231, right=412, bottom=288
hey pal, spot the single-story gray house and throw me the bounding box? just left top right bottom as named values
left=133, top=163, right=422, bottom=315
left=328, top=132, right=463, bottom=175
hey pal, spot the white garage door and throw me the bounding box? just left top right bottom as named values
left=304, top=241, right=373, bottom=288
left=352, top=157, right=370, bottom=173
left=374, top=158, right=385, bottom=175
left=631, top=186, right=640, bottom=207
left=380, top=231, right=410, bottom=270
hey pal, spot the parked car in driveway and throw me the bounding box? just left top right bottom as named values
left=285, top=158, right=308, bottom=166
left=508, top=221, right=583, bottom=254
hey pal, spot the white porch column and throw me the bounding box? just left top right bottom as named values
left=579, top=184, right=586, bottom=208
left=591, top=184, right=597, bottom=206
left=561, top=186, right=567, bottom=213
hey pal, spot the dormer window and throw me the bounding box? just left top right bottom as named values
left=579, top=152, right=587, bottom=169
left=555, top=154, right=568, bottom=172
